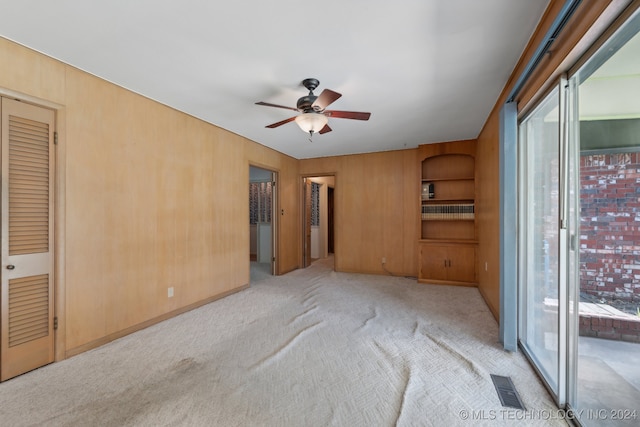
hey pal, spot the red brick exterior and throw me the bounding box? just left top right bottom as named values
left=580, top=152, right=640, bottom=305
left=579, top=313, right=640, bottom=343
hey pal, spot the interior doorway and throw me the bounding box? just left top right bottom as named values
left=302, top=175, right=335, bottom=268
left=249, top=165, right=277, bottom=283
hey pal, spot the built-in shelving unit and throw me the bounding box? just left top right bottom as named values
left=418, top=140, right=477, bottom=286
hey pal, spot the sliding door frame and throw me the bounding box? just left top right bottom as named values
left=515, top=2, right=640, bottom=414
left=517, top=78, right=570, bottom=406
left=496, top=1, right=640, bottom=421
left=564, top=5, right=640, bottom=420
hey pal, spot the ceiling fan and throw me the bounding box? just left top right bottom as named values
left=255, top=78, right=371, bottom=139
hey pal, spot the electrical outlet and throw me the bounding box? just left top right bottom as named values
left=168, top=287, right=174, bottom=298
left=382, top=257, right=386, bottom=264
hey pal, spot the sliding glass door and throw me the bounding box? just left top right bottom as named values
left=518, top=84, right=564, bottom=401
left=518, top=7, right=640, bottom=425
left=568, top=9, right=640, bottom=425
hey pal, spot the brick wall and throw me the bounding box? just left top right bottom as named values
left=580, top=152, right=640, bottom=304
left=580, top=312, right=640, bottom=343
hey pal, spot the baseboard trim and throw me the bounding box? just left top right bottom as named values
left=417, top=278, right=478, bottom=287
left=65, top=284, right=250, bottom=359
left=478, top=285, right=500, bottom=322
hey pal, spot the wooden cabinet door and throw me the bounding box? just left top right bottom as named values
left=445, top=244, right=476, bottom=283
left=419, top=242, right=477, bottom=285
left=419, top=244, right=448, bottom=281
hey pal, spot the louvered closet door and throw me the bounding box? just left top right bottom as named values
left=1, top=98, right=55, bottom=381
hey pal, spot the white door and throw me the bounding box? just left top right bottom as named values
left=0, top=97, right=55, bottom=381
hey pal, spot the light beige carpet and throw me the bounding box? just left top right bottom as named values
left=0, top=257, right=566, bottom=426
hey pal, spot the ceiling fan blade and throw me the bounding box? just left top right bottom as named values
left=324, top=110, right=371, bottom=120
left=255, top=101, right=299, bottom=112
left=312, top=89, right=342, bottom=110
left=265, top=116, right=296, bottom=128
left=319, top=124, right=332, bottom=134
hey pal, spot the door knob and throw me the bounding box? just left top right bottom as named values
left=6, top=265, right=15, bottom=270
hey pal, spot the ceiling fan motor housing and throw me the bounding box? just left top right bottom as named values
left=298, top=78, right=322, bottom=112
left=297, top=95, right=319, bottom=112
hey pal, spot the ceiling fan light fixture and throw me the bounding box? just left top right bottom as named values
left=256, top=79, right=370, bottom=136
left=295, top=112, right=328, bottom=134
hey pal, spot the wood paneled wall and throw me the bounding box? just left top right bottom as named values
left=300, top=149, right=419, bottom=276
left=0, top=0, right=630, bottom=359
left=0, top=37, right=299, bottom=358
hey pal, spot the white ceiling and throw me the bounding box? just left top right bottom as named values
left=0, top=0, right=550, bottom=159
